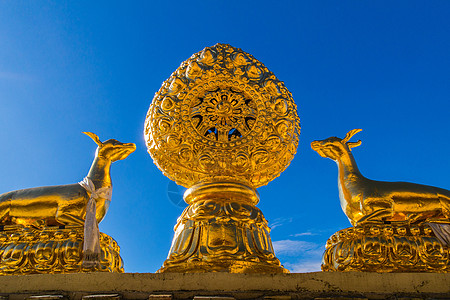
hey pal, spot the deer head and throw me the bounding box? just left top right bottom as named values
left=83, top=132, right=136, bottom=162
left=311, top=129, right=362, bottom=161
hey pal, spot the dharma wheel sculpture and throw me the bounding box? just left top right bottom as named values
left=145, top=43, right=300, bottom=273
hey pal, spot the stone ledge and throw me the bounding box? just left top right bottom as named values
left=0, top=272, right=449, bottom=299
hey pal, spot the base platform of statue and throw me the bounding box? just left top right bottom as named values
left=158, top=182, right=288, bottom=274
left=158, top=199, right=288, bottom=273
left=1, top=272, right=450, bottom=299
left=322, top=222, right=449, bottom=272
left=0, top=225, right=124, bottom=275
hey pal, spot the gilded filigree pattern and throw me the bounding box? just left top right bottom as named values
left=145, top=43, right=300, bottom=188
left=322, top=223, right=450, bottom=272
left=0, top=226, right=123, bottom=275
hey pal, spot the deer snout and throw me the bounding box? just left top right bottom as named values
left=110, top=143, right=136, bottom=161
left=311, top=141, right=322, bottom=151
left=311, top=141, right=328, bottom=158
left=311, top=141, right=319, bottom=147
left=120, top=143, right=136, bottom=157
left=124, top=143, right=137, bottom=151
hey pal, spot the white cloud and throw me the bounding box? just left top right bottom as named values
left=273, top=239, right=325, bottom=273
left=284, top=260, right=322, bottom=273
left=272, top=239, right=318, bottom=256
left=291, top=232, right=317, bottom=237
left=269, top=217, right=293, bottom=230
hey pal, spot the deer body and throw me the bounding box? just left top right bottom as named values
left=312, top=129, right=450, bottom=226
left=0, top=132, right=135, bottom=227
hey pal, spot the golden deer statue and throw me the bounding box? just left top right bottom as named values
left=311, top=129, right=450, bottom=239
left=0, top=132, right=136, bottom=227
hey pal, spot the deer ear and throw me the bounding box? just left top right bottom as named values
left=347, top=140, right=362, bottom=149
left=83, top=132, right=103, bottom=146
left=342, top=129, right=362, bottom=143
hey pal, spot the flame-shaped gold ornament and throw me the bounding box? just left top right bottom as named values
left=145, top=44, right=300, bottom=273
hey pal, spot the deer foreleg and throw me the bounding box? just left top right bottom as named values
left=0, top=197, right=11, bottom=224
left=357, top=209, right=392, bottom=224
left=439, top=195, right=450, bottom=219
left=55, top=211, right=85, bottom=226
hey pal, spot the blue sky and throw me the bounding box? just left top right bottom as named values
left=0, top=1, right=449, bottom=273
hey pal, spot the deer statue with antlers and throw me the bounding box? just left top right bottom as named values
left=311, top=129, right=450, bottom=245
left=0, top=132, right=136, bottom=227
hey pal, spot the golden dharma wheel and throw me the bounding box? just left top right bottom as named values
left=145, top=43, right=300, bottom=188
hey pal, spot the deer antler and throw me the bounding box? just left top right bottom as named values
left=342, top=129, right=362, bottom=144
left=83, top=132, right=103, bottom=146
left=347, top=140, right=362, bottom=149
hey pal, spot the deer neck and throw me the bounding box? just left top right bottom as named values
left=86, top=156, right=112, bottom=189
left=334, top=148, right=367, bottom=224
left=336, top=151, right=364, bottom=187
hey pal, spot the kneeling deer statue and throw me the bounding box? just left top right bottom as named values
left=0, top=132, right=136, bottom=227
left=311, top=129, right=450, bottom=245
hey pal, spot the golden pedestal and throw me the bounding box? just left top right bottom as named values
left=0, top=225, right=124, bottom=275
left=322, top=222, right=450, bottom=272
left=159, top=182, right=287, bottom=273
